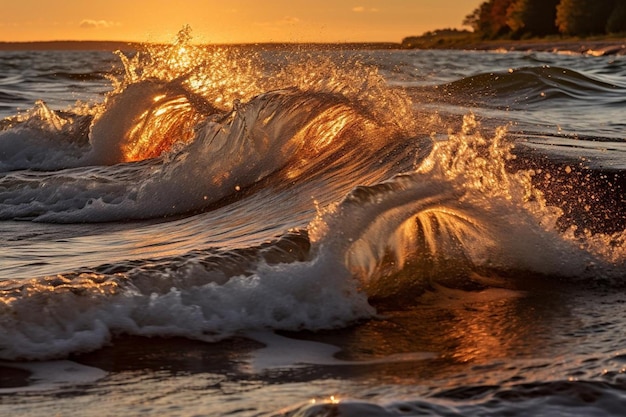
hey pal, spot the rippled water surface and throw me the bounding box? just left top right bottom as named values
left=1, top=35, right=625, bottom=416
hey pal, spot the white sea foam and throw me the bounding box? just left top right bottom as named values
left=0, top=360, right=106, bottom=393
left=243, top=331, right=436, bottom=373
left=1, top=85, right=399, bottom=223
left=1, top=32, right=625, bottom=367
left=0, top=246, right=375, bottom=360
left=2, top=115, right=625, bottom=360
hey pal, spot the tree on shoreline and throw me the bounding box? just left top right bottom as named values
left=556, top=0, right=615, bottom=35
left=463, top=0, right=515, bottom=39
left=606, top=2, right=626, bottom=33
left=465, top=0, right=624, bottom=38
left=506, top=0, right=560, bottom=37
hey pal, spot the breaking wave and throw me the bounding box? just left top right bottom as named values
left=0, top=28, right=625, bottom=360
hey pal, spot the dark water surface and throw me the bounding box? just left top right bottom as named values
left=1, top=36, right=625, bottom=416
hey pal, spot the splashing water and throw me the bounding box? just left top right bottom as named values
left=308, top=112, right=626, bottom=302
left=0, top=29, right=625, bottom=367
left=85, top=26, right=417, bottom=164
left=3, top=36, right=626, bottom=417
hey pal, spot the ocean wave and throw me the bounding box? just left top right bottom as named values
left=36, top=71, right=108, bottom=82
left=0, top=85, right=412, bottom=222
left=281, top=379, right=626, bottom=417
left=2, top=114, right=625, bottom=360
left=429, top=65, right=626, bottom=108
left=1, top=32, right=625, bottom=362
left=0, top=34, right=417, bottom=222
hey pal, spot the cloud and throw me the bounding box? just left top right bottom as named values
left=280, top=16, right=301, bottom=25
left=255, top=16, right=301, bottom=27
left=79, top=19, right=120, bottom=29
left=352, top=6, right=379, bottom=13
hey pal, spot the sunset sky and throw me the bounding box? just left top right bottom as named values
left=0, top=0, right=483, bottom=44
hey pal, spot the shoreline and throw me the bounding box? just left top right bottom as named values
left=0, top=38, right=624, bottom=55
left=445, top=38, right=626, bottom=56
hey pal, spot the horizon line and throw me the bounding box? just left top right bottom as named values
left=0, top=40, right=404, bottom=51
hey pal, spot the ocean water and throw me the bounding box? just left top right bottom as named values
left=1, top=32, right=626, bottom=416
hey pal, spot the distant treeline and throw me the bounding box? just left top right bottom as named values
left=465, top=0, right=626, bottom=39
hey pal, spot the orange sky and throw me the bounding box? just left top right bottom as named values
left=0, top=0, right=483, bottom=43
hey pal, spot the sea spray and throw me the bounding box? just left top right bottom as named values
left=310, top=113, right=625, bottom=301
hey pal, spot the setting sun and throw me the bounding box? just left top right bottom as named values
left=0, top=0, right=483, bottom=43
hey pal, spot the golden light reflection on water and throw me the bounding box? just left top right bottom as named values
left=107, top=25, right=417, bottom=164
left=309, top=281, right=563, bottom=387
left=108, top=27, right=265, bottom=162
left=283, top=106, right=363, bottom=181
left=122, top=95, right=200, bottom=162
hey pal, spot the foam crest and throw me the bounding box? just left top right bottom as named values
left=0, top=28, right=416, bottom=221
left=309, top=114, right=625, bottom=298
left=111, top=26, right=264, bottom=111
left=86, top=79, right=205, bottom=164
left=0, top=244, right=373, bottom=360
left=0, top=360, right=106, bottom=393
left=0, top=101, right=92, bottom=171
